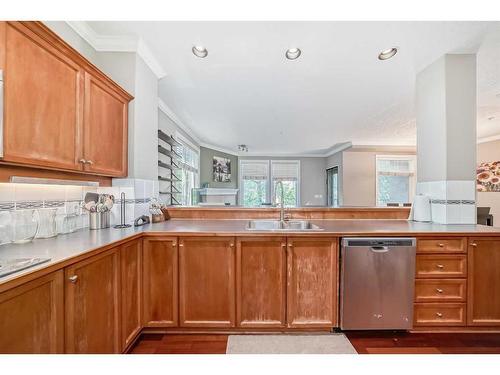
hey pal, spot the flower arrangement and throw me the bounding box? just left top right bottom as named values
left=477, top=161, right=500, bottom=192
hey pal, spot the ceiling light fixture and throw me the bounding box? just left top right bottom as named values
left=378, top=47, right=398, bottom=60
left=285, top=48, right=301, bottom=60
left=238, top=144, right=248, bottom=152
left=192, top=45, right=208, bottom=58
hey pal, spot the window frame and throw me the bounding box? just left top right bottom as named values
left=375, top=154, right=417, bottom=207
left=238, top=159, right=301, bottom=207
left=175, top=131, right=200, bottom=206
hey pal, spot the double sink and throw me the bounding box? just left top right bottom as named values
left=246, top=219, right=323, bottom=231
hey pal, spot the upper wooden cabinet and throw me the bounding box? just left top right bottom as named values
left=286, top=237, right=338, bottom=328
left=83, top=72, right=128, bottom=176
left=65, top=248, right=121, bottom=354
left=467, top=238, right=500, bottom=326
left=236, top=237, right=286, bottom=328
left=0, top=21, right=132, bottom=177
left=179, top=237, right=236, bottom=328
left=0, top=271, right=64, bottom=353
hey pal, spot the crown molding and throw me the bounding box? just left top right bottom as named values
left=477, top=133, right=500, bottom=144
left=65, top=21, right=166, bottom=78
left=158, top=98, right=202, bottom=145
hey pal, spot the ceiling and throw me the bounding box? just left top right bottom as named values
left=86, top=21, right=500, bottom=155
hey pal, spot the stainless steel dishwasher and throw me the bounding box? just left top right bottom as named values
left=340, top=238, right=416, bottom=330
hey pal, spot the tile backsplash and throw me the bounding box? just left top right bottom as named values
left=0, top=179, right=160, bottom=239
left=416, top=180, right=476, bottom=224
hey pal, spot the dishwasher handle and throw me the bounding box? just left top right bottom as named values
left=370, top=246, right=390, bottom=253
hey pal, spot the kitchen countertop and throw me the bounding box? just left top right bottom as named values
left=1, top=219, right=500, bottom=287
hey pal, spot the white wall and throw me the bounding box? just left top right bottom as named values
left=477, top=140, right=500, bottom=220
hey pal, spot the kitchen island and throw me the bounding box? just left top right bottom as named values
left=1, top=214, right=500, bottom=353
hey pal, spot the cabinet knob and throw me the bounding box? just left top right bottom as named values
left=436, top=264, right=444, bottom=269
left=79, top=159, right=86, bottom=164
left=179, top=243, right=184, bottom=247
left=288, top=243, right=293, bottom=247
left=281, top=243, right=286, bottom=248
left=86, top=160, right=94, bottom=165
left=438, top=243, right=444, bottom=247
left=172, top=242, right=177, bottom=247
left=471, top=243, right=477, bottom=247
left=436, top=312, right=443, bottom=318
left=229, top=243, right=234, bottom=247
left=68, top=275, right=78, bottom=283
left=436, top=288, right=444, bottom=294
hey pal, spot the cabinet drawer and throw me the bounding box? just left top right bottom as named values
left=414, top=303, right=466, bottom=326
left=417, top=238, right=466, bottom=254
left=416, top=255, right=467, bottom=278
left=415, top=279, right=466, bottom=302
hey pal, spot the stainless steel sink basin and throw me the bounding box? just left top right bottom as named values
left=0, top=258, right=51, bottom=278
left=246, top=220, right=323, bottom=231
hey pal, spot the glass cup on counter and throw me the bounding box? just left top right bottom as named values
left=35, top=208, right=58, bottom=239
left=10, top=209, right=39, bottom=244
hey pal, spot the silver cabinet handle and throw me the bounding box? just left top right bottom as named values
left=436, top=288, right=444, bottom=294
left=436, top=264, right=444, bottom=269
left=436, top=312, right=443, bottom=318
left=172, top=242, right=177, bottom=247
left=438, top=243, right=444, bottom=248
left=68, top=275, right=78, bottom=283
left=79, top=159, right=87, bottom=164
left=471, top=243, right=477, bottom=247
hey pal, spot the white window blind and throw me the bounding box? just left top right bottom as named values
left=240, top=161, right=269, bottom=181
left=271, top=161, right=300, bottom=181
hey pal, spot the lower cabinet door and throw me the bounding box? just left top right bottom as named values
left=65, top=249, right=121, bottom=353
left=468, top=238, right=500, bottom=326
left=287, top=237, right=338, bottom=328
left=179, top=237, right=236, bottom=327
left=0, top=271, right=64, bottom=353
left=142, top=237, right=178, bottom=327
left=120, top=239, right=142, bottom=350
left=236, top=237, right=286, bottom=328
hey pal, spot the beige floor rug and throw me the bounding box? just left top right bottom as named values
left=226, top=334, right=357, bottom=354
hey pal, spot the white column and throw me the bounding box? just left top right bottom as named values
left=416, top=54, right=477, bottom=224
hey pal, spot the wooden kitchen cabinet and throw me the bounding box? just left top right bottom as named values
left=142, top=237, right=178, bottom=327
left=0, top=21, right=132, bottom=178
left=236, top=237, right=286, bottom=328
left=467, top=238, right=500, bottom=326
left=65, top=248, right=121, bottom=354
left=179, top=237, right=236, bottom=328
left=120, top=239, right=142, bottom=350
left=0, top=271, right=64, bottom=353
left=286, top=237, right=338, bottom=328
left=82, top=72, right=129, bottom=176
left=0, top=21, right=83, bottom=171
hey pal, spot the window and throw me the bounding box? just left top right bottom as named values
left=327, top=166, right=339, bottom=207
left=271, top=161, right=300, bottom=207
left=376, top=155, right=416, bottom=206
left=239, top=160, right=269, bottom=207
left=239, top=160, right=300, bottom=207
left=175, top=134, right=199, bottom=206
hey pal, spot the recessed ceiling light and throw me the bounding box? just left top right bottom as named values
left=378, top=47, right=398, bottom=60
left=192, top=45, right=208, bottom=58
left=285, top=48, right=301, bottom=60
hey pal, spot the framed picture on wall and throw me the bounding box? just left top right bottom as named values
left=477, top=161, right=500, bottom=192
left=213, top=156, right=231, bottom=182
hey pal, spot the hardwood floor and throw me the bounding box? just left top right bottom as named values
left=129, top=332, right=500, bottom=354
left=346, top=331, right=500, bottom=354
